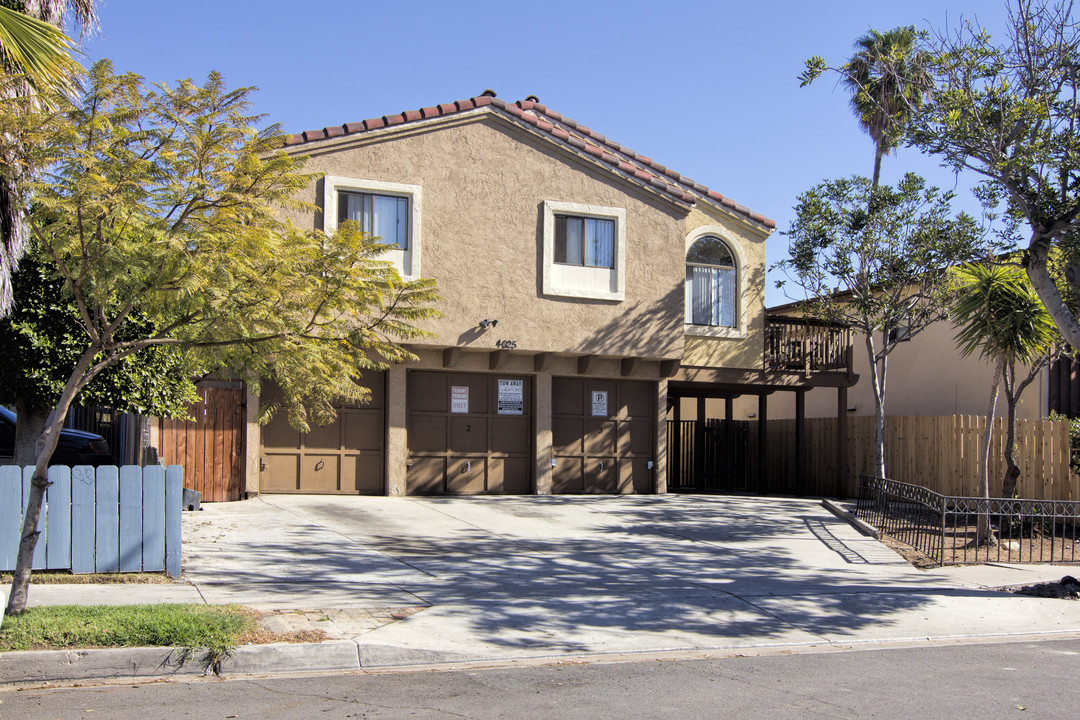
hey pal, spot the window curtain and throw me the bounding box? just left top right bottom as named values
left=585, top=218, right=614, bottom=268
left=564, top=217, right=584, bottom=265
left=687, top=265, right=736, bottom=327
left=342, top=193, right=407, bottom=249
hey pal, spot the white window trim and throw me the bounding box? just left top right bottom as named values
left=684, top=225, right=747, bottom=339
left=542, top=200, right=626, bottom=301
left=323, top=175, right=422, bottom=280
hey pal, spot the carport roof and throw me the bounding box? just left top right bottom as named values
left=283, top=90, right=775, bottom=232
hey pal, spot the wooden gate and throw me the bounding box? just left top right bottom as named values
left=667, top=419, right=750, bottom=492
left=158, top=382, right=245, bottom=502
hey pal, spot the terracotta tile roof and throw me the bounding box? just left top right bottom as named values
left=284, top=92, right=775, bottom=230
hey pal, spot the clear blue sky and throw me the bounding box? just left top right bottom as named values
left=81, top=0, right=1010, bottom=307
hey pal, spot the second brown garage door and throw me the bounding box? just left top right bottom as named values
left=260, top=374, right=385, bottom=494
left=552, top=377, right=655, bottom=494
left=407, top=371, right=532, bottom=495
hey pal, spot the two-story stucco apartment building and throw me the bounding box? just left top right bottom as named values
left=161, top=92, right=855, bottom=500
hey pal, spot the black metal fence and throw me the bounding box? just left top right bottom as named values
left=856, top=475, right=1080, bottom=565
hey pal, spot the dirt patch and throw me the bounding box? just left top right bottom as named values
left=0, top=572, right=173, bottom=584
left=996, top=576, right=1080, bottom=600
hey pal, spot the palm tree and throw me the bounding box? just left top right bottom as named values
left=0, top=1, right=97, bottom=317
left=841, top=26, right=932, bottom=189
left=951, top=262, right=1058, bottom=540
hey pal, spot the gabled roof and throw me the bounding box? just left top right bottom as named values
left=284, top=91, right=775, bottom=231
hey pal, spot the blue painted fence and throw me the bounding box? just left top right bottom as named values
left=0, top=465, right=182, bottom=577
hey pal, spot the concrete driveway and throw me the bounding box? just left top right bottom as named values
left=181, top=494, right=1080, bottom=666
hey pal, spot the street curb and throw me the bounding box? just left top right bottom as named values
left=0, top=640, right=360, bottom=686
left=821, top=499, right=879, bottom=538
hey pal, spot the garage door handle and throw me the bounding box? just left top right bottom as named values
left=599, top=462, right=604, bottom=471
left=462, top=461, right=470, bottom=473
left=315, top=459, right=325, bottom=472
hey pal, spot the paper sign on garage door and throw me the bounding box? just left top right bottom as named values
left=451, top=386, right=469, bottom=413
left=497, top=379, right=524, bottom=415
left=591, top=390, right=608, bottom=416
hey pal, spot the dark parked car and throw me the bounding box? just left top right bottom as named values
left=0, top=406, right=115, bottom=467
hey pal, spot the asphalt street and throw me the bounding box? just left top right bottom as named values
left=3, top=637, right=1079, bottom=719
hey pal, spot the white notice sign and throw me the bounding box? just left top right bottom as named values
left=451, top=385, right=469, bottom=414
left=498, top=379, right=524, bottom=415
left=591, top=390, right=608, bottom=417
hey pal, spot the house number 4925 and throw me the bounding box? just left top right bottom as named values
left=495, top=339, right=517, bottom=349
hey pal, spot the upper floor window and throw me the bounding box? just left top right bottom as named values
left=542, top=201, right=625, bottom=301
left=323, top=176, right=422, bottom=280
left=338, top=191, right=409, bottom=249
left=555, top=215, right=615, bottom=268
left=686, top=236, right=736, bottom=327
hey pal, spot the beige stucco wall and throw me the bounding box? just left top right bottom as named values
left=285, top=113, right=687, bottom=362
left=679, top=204, right=771, bottom=370
left=718, top=319, right=1047, bottom=422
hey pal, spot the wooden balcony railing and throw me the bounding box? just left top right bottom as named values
left=765, top=315, right=853, bottom=374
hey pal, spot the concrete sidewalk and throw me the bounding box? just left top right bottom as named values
left=3, top=494, right=1079, bottom=684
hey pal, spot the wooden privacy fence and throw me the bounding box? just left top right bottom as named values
left=158, top=382, right=245, bottom=502
left=749, top=415, right=1078, bottom=501
left=0, top=465, right=182, bottom=576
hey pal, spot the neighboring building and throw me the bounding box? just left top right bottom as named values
left=745, top=299, right=1050, bottom=423
left=163, top=92, right=855, bottom=499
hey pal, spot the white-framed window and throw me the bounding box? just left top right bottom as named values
left=323, top=176, right=422, bottom=279
left=542, top=201, right=625, bottom=301
left=684, top=228, right=745, bottom=337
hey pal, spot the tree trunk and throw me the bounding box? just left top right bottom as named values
left=13, top=400, right=50, bottom=467
left=6, top=347, right=98, bottom=615
left=977, top=359, right=1003, bottom=546
left=1028, top=234, right=1080, bottom=354
left=864, top=331, right=887, bottom=479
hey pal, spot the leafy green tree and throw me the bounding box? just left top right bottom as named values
left=777, top=174, right=987, bottom=479
left=950, top=263, right=1059, bottom=518
left=1, top=254, right=198, bottom=465
left=4, top=60, right=441, bottom=615
left=911, top=0, right=1080, bottom=355
left=1, top=0, right=98, bottom=317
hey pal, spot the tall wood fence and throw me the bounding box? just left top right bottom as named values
left=158, top=382, right=245, bottom=502
left=0, top=465, right=182, bottom=576
left=749, top=415, right=1078, bottom=501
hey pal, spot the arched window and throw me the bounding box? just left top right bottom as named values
left=686, top=236, right=737, bottom=327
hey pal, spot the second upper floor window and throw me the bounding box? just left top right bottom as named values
left=554, top=215, right=615, bottom=269
left=686, top=236, right=737, bottom=327
left=338, top=191, right=409, bottom=249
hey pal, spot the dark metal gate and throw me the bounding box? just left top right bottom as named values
left=667, top=419, right=750, bottom=492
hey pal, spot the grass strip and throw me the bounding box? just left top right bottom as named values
left=0, top=572, right=172, bottom=584
left=0, top=604, right=255, bottom=654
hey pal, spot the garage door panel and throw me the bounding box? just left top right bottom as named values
left=262, top=454, right=299, bottom=492
left=410, top=416, right=447, bottom=453
left=620, top=382, right=652, bottom=417
left=620, top=458, right=654, bottom=494
left=584, top=457, right=617, bottom=493
left=584, top=419, right=617, bottom=455
left=490, top=457, right=530, bottom=494
left=409, top=372, right=447, bottom=413
left=348, top=372, right=384, bottom=409
left=490, top=417, right=530, bottom=453
left=263, top=414, right=300, bottom=450
left=622, top=419, right=654, bottom=455
left=446, top=457, right=485, bottom=494
left=408, top=457, right=446, bottom=495
left=553, top=457, right=583, bottom=493
left=344, top=411, right=383, bottom=451
left=305, top=420, right=340, bottom=451
left=301, top=455, right=341, bottom=492
left=553, top=378, right=584, bottom=415
left=553, top=418, right=584, bottom=454
left=342, top=454, right=383, bottom=494
left=450, top=417, right=488, bottom=453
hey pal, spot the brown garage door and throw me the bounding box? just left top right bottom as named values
left=260, top=373, right=385, bottom=494
left=407, top=371, right=531, bottom=495
left=552, top=378, right=654, bottom=494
